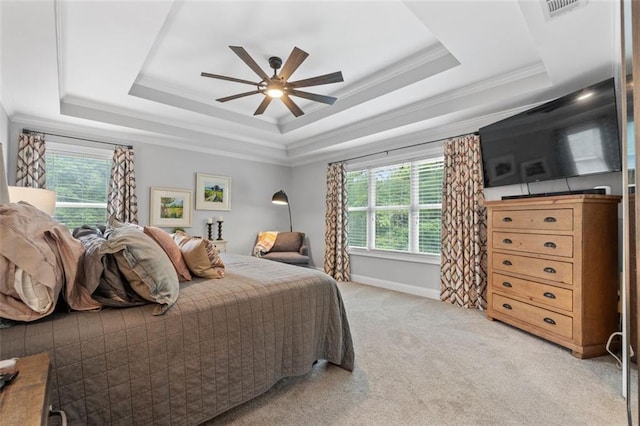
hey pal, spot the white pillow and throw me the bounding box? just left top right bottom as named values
left=14, top=267, right=53, bottom=314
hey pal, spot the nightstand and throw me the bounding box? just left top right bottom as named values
left=213, top=240, right=227, bottom=253
left=0, top=352, right=64, bottom=425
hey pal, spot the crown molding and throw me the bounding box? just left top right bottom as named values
left=286, top=62, right=550, bottom=158
left=130, top=76, right=280, bottom=133
left=10, top=113, right=292, bottom=166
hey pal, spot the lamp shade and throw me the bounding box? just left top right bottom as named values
left=271, top=190, right=292, bottom=231
left=271, top=190, right=289, bottom=205
left=8, top=186, right=57, bottom=216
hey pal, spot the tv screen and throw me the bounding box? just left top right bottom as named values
left=479, top=78, right=622, bottom=188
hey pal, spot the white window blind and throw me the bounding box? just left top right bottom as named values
left=46, top=145, right=112, bottom=229
left=347, top=156, right=444, bottom=256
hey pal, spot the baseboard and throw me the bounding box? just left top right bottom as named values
left=349, top=273, right=440, bottom=300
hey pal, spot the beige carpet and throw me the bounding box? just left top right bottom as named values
left=208, top=281, right=634, bottom=425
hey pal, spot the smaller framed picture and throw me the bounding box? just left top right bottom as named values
left=150, top=187, right=192, bottom=227
left=196, top=173, right=231, bottom=211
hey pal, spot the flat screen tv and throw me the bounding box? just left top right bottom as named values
left=479, top=78, right=622, bottom=188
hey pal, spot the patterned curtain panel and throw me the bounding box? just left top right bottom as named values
left=15, top=132, right=46, bottom=188
left=440, top=133, right=488, bottom=309
left=107, top=145, right=139, bottom=224
left=324, top=162, right=351, bottom=281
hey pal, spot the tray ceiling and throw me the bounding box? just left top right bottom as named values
left=0, top=0, right=618, bottom=165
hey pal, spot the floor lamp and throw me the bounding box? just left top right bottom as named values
left=272, top=190, right=292, bottom=232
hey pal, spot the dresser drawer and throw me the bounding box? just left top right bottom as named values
left=492, top=232, right=573, bottom=258
left=492, top=252, right=573, bottom=284
left=492, top=208, right=573, bottom=231
left=492, top=273, right=573, bottom=311
left=493, top=294, right=573, bottom=339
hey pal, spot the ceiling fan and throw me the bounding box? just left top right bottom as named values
left=201, top=46, right=344, bottom=118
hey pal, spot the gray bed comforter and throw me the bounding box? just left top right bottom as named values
left=0, top=254, right=354, bottom=425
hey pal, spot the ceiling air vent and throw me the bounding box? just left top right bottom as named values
left=542, top=0, right=587, bottom=21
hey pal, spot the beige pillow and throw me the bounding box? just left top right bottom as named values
left=143, top=226, right=192, bottom=282
left=173, top=232, right=224, bottom=279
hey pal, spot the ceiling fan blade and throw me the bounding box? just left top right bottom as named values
left=289, top=89, right=337, bottom=105
left=278, top=47, right=309, bottom=81
left=201, top=72, right=260, bottom=86
left=216, top=90, right=261, bottom=102
left=288, top=71, right=344, bottom=88
left=281, top=95, right=304, bottom=117
left=254, top=96, right=273, bottom=115
left=229, top=46, right=271, bottom=81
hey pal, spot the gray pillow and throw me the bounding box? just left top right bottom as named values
left=101, top=223, right=179, bottom=315
left=271, top=232, right=305, bottom=252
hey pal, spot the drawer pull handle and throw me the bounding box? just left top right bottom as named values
left=503, top=238, right=512, bottom=244
left=543, top=267, right=556, bottom=274
left=543, top=292, right=556, bottom=299
left=502, top=303, right=512, bottom=310
left=502, top=217, right=512, bottom=222
left=502, top=260, right=512, bottom=266
left=544, top=217, right=557, bottom=223
left=543, top=317, right=556, bottom=325
left=502, top=282, right=512, bottom=288
left=544, top=242, right=557, bottom=249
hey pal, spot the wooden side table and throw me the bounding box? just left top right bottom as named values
left=0, top=352, right=52, bottom=426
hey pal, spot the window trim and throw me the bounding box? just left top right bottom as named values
left=346, top=153, right=444, bottom=264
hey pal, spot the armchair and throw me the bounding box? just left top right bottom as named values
left=255, top=232, right=310, bottom=266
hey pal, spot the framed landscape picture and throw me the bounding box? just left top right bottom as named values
left=150, top=187, right=192, bottom=227
left=196, top=173, right=231, bottom=211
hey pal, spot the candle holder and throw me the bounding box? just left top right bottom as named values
left=206, top=222, right=214, bottom=240
left=216, top=220, right=224, bottom=240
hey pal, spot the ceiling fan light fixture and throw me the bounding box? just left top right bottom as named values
left=266, top=86, right=284, bottom=98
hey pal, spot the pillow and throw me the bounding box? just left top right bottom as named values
left=173, top=232, right=225, bottom=279
left=271, top=232, right=305, bottom=252
left=143, top=226, right=192, bottom=282
left=101, top=223, right=179, bottom=315
left=13, top=267, right=53, bottom=314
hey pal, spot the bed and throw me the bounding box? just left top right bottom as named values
left=0, top=204, right=354, bottom=425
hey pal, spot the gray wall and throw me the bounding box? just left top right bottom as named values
left=4, top=115, right=624, bottom=298
left=291, top=155, right=623, bottom=300
left=0, top=103, right=8, bottom=172
left=6, top=122, right=292, bottom=255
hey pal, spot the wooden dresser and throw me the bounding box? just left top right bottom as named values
left=486, top=194, right=621, bottom=358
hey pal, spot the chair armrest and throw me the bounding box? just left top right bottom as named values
left=299, top=244, right=309, bottom=256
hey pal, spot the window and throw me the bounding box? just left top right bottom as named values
left=45, top=143, right=112, bottom=229
left=347, top=157, right=444, bottom=257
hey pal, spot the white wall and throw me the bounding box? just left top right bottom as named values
left=6, top=122, right=292, bottom=255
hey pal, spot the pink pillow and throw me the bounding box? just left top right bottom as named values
left=143, top=226, right=192, bottom=281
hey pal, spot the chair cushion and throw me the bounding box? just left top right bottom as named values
left=261, top=251, right=310, bottom=265
left=270, top=232, right=305, bottom=252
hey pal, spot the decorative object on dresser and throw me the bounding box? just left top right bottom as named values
left=196, top=173, right=231, bottom=211
left=485, top=194, right=621, bottom=359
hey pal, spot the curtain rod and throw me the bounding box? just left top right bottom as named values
left=328, top=131, right=479, bottom=165
left=22, top=129, right=133, bottom=149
